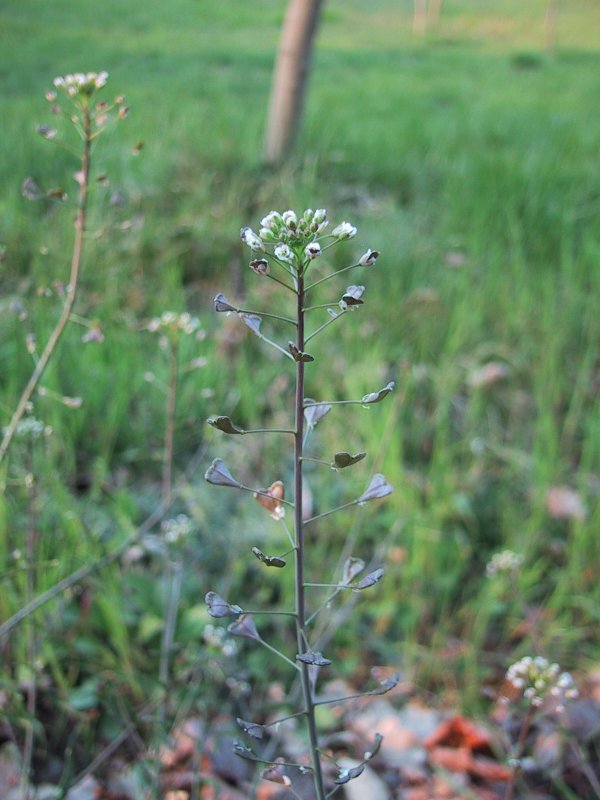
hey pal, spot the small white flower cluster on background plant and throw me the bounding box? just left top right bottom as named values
left=486, top=549, right=524, bottom=578
left=505, top=656, right=578, bottom=710
left=147, top=311, right=201, bottom=337
left=7, top=417, right=52, bottom=441
left=161, top=514, right=193, bottom=544
left=53, top=71, right=109, bottom=97
left=203, top=623, right=238, bottom=657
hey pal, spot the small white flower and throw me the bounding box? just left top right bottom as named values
left=274, top=243, right=294, bottom=263
left=240, top=227, right=264, bottom=252
left=161, top=514, right=193, bottom=544
left=282, top=210, right=297, bottom=227
left=332, top=221, right=357, bottom=240
left=504, top=655, right=578, bottom=709
left=304, top=242, right=321, bottom=260
left=313, top=208, right=327, bottom=223
left=259, top=227, right=277, bottom=241
left=260, top=211, right=281, bottom=230
left=359, top=249, right=380, bottom=266
left=486, top=550, right=524, bottom=578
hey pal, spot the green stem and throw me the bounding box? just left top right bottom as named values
left=0, top=104, right=93, bottom=466
left=257, top=638, right=301, bottom=671
left=243, top=428, right=296, bottom=435
left=237, top=308, right=296, bottom=326
left=305, top=262, right=360, bottom=292
left=305, top=310, right=347, bottom=343
left=162, top=341, right=178, bottom=505
left=304, top=500, right=359, bottom=525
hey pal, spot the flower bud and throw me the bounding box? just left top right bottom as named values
left=332, top=221, right=357, bottom=240
left=304, top=242, right=321, bottom=260
left=359, top=249, right=380, bottom=266
left=282, top=210, right=297, bottom=228
left=240, top=227, right=264, bottom=252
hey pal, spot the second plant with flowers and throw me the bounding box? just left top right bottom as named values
left=204, top=208, right=397, bottom=799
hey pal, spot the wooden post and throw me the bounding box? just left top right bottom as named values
left=264, top=0, right=325, bottom=164
left=427, top=0, right=444, bottom=27
left=413, top=0, right=428, bottom=37
left=544, top=0, right=559, bottom=51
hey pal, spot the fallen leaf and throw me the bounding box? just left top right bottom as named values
left=423, top=715, right=492, bottom=751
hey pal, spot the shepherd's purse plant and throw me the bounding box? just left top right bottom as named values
left=204, top=209, right=397, bottom=799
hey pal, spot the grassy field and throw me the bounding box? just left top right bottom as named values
left=1, top=0, right=600, bottom=786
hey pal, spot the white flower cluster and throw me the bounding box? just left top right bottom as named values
left=53, top=71, right=109, bottom=97
left=7, top=417, right=52, bottom=440
left=147, top=311, right=201, bottom=336
left=505, top=656, right=578, bottom=709
left=161, top=514, right=193, bottom=544
left=486, top=550, right=524, bottom=578
left=256, top=208, right=330, bottom=245
left=203, top=623, right=238, bottom=657
left=239, top=209, right=378, bottom=280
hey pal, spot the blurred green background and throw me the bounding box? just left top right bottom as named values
left=1, top=0, right=600, bottom=782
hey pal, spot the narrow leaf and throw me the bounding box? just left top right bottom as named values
left=357, top=474, right=393, bottom=503
left=333, top=451, right=366, bottom=470
left=304, top=400, right=331, bottom=429
left=236, top=717, right=264, bottom=740
left=288, top=342, right=315, bottom=362
left=204, top=458, right=242, bottom=489
left=227, top=614, right=260, bottom=641
left=252, top=546, right=286, bottom=569
left=205, top=591, right=242, bottom=618
left=361, top=381, right=395, bottom=405
left=207, top=415, right=245, bottom=435
left=353, top=567, right=384, bottom=591
left=214, top=293, right=237, bottom=313
left=296, top=651, right=332, bottom=667
left=241, top=313, right=262, bottom=336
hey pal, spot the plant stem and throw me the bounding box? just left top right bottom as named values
left=236, top=308, right=297, bottom=325
left=305, top=309, right=347, bottom=343
left=243, top=428, right=296, bottom=435
left=293, top=273, right=327, bottom=800
left=304, top=500, right=359, bottom=525
left=257, top=637, right=301, bottom=671
left=21, top=464, right=37, bottom=800
left=504, top=706, right=535, bottom=800
left=0, top=102, right=92, bottom=467
left=305, top=262, right=360, bottom=292
left=162, top=340, right=179, bottom=505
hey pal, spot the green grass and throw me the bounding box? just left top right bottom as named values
left=1, top=0, right=600, bottom=781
